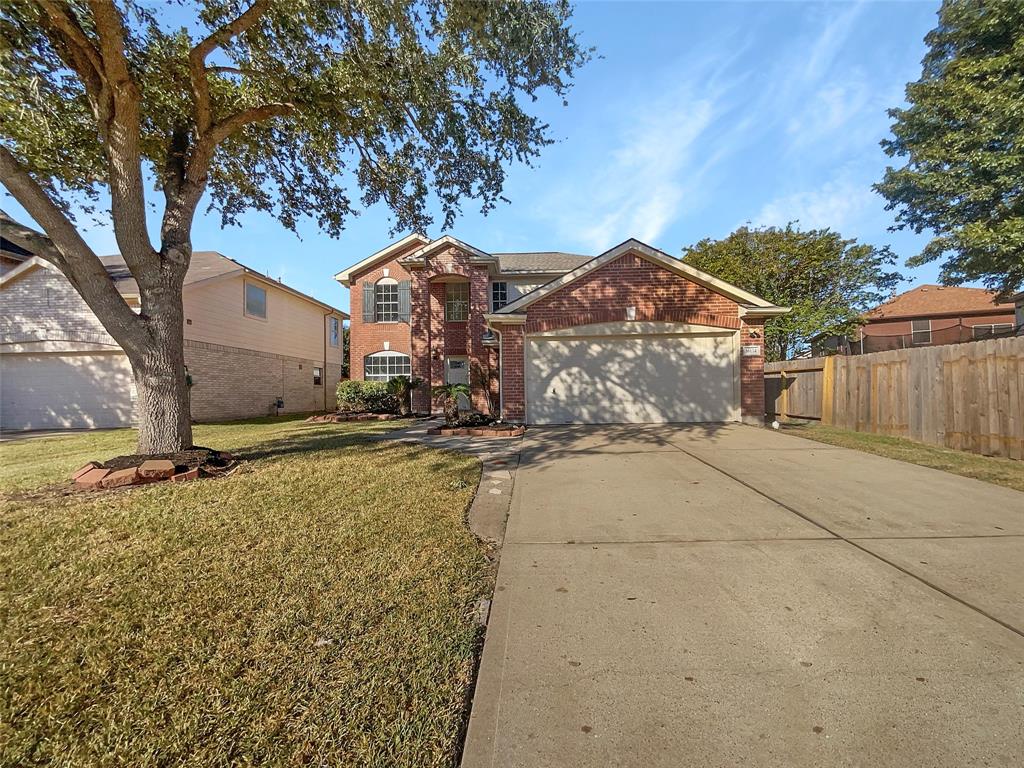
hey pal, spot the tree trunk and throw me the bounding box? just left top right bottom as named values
left=126, top=290, right=193, bottom=453
left=443, top=397, right=459, bottom=426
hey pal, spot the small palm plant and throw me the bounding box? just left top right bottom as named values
left=387, top=376, right=424, bottom=417
left=431, top=383, right=470, bottom=426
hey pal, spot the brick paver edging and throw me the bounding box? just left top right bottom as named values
left=427, top=426, right=526, bottom=438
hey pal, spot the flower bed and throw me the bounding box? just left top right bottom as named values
left=306, top=412, right=409, bottom=423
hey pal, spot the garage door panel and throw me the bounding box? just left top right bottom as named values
left=526, top=335, right=736, bottom=425
left=1, top=353, right=135, bottom=431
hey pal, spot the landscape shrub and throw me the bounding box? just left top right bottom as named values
left=336, top=380, right=398, bottom=413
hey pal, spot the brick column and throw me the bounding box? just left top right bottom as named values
left=468, top=269, right=490, bottom=412
left=410, top=271, right=432, bottom=412
left=496, top=323, right=525, bottom=422
left=740, top=318, right=766, bottom=425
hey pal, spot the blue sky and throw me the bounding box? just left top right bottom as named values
left=5, top=0, right=945, bottom=313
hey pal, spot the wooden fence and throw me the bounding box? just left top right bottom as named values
left=764, top=336, right=1024, bottom=459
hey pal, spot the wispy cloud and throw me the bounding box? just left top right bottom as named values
left=800, top=0, right=868, bottom=83
left=751, top=166, right=876, bottom=233
left=534, top=44, right=750, bottom=252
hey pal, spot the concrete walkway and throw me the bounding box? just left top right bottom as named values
left=461, top=424, right=1024, bottom=768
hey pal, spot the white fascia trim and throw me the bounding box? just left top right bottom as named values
left=484, top=313, right=527, bottom=325
left=333, top=233, right=429, bottom=286
left=528, top=321, right=738, bottom=338
left=740, top=305, right=791, bottom=317
left=496, top=238, right=778, bottom=314
left=0, top=256, right=48, bottom=287
left=400, top=235, right=495, bottom=265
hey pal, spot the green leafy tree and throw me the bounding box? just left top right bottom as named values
left=0, top=0, right=588, bottom=453
left=876, top=0, right=1024, bottom=299
left=683, top=224, right=902, bottom=361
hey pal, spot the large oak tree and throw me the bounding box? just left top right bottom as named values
left=683, top=224, right=902, bottom=361
left=876, top=0, right=1024, bottom=299
left=0, top=0, right=588, bottom=452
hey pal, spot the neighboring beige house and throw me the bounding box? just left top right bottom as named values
left=0, top=249, right=347, bottom=431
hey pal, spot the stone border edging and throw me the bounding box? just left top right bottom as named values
left=428, top=426, right=526, bottom=438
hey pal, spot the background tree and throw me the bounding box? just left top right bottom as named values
left=0, top=0, right=588, bottom=453
left=683, top=224, right=902, bottom=361
left=875, top=0, right=1024, bottom=299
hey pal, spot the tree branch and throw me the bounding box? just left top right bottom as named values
left=0, top=147, right=143, bottom=347
left=83, top=0, right=154, bottom=272
left=36, top=0, right=105, bottom=112
left=188, top=0, right=271, bottom=135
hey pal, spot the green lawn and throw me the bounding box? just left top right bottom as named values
left=0, top=416, right=491, bottom=767
left=782, top=422, right=1024, bottom=493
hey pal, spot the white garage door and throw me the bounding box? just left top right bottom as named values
left=526, top=330, right=738, bottom=424
left=0, top=353, right=135, bottom=431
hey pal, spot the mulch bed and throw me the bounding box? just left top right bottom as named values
left=102, top=446, right=231, bottom=474
left=71, top=446, right=238, bottom=491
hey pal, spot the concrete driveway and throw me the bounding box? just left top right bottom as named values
left=462, top=424, right=1024, bottom=768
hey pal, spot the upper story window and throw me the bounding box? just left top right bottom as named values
left=244, top=282, right=267, bottom=319
left=445, top=282, right=469, bottom=321
left=329, top=316, right=340, bottom=346
left=911, top=319, right=931, bottom=345
left=375, top=279, right=399, bottom=322
left=972, top=323, right=1013, bottom=339
left=362, top=278, right=410, bottom=323
left=491, top=282, right=509, bottom=311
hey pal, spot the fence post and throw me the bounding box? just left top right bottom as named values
left=779, top=369, right=789, bottom=421
left=821, top=356, right=835, bottom=425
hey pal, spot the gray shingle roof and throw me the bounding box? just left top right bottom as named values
left=494, top=251, right=591, bottom=274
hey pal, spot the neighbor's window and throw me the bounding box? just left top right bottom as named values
left=313, top=366, right=323, bottom=386
left=491, top=282, right=509, bottom=311
left=911, top=319, right=931, bottom=345
left=364, top=351, right=411, bottom=382
left=972, top=323, right=1013, bottom=339
left=375, top=280, right=399, bottom=322
left=245, top=282, right=267, bottom=319
left=445, top=282, right=469, bottom=321
left=329, top=316, right=340, bottom=346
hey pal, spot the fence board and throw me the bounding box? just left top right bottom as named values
left=764, top=336, right=1024, bottom=459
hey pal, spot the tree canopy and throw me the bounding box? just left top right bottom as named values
left=683, top=224, right=902, bottom=361
left=0, top=0, right=589, bottom=452
left=1, top=0, right=589, bottom=235
left=875, top=0, right=1024, bottom=299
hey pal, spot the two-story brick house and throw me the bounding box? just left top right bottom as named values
left=336, top=234, right=788, bottom=424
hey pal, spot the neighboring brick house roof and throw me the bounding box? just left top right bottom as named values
left=493, top=252, right=591, bottom=274
left=865, top=284, right=1013, bottom=320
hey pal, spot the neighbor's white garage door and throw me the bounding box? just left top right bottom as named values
left=0, top=353, right=135, bottom=431
left=526, top=331, right=738, bottom=424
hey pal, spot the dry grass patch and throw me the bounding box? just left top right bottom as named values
left=783, top=422, right=1024, bottom=493
left=1, top=417, right=491, bottom=767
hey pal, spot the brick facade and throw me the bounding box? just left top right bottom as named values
left=348, top=253, right=415, bottom=381
left=185, top=339, right=342, bottom=421
left=496, top=251, right=767, bottom=425
left=408, top=246, right=491, bottom=413
left=346, top=243, right=774, bottom=425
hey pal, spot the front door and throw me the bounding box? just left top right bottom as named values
left=445, top=356, right=471, bottom=411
